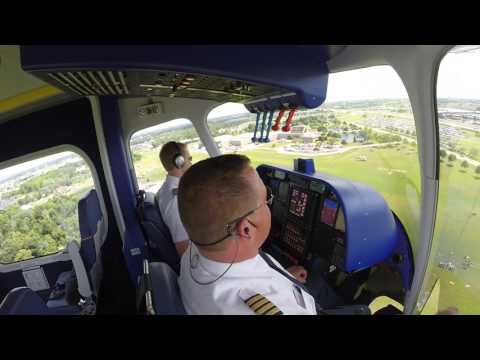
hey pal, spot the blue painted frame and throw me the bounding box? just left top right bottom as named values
left=99, top=98, right=148, bottom=284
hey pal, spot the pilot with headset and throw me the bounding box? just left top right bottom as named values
left=156, top=141, right=193, bottom=256
left=176, top=154, right=367, bottom=315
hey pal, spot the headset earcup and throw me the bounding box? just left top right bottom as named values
left=174, top=154, right=185, bottom=169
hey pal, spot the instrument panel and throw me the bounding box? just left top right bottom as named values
left=262, top=168, right=347, bottom=270
left=258, top=164, right=415, bottom=299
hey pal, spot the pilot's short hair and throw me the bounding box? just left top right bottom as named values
left=159, top=141, right=188, bottom=171
left=178, top=154, right=256, bottom=248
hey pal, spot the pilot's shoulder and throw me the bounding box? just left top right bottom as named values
left=238, top=288, right=284, bottom=315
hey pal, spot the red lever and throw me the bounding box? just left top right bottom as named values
left=282, top=108, right=297, bottom=132
left=271, top=110, right=285, bottom=131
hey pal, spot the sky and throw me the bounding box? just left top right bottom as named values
left=133, top=118, right=192, bottom=137
left=2, top=46, right=480, bottom=181
left=437, top=47, right=480, bottom=99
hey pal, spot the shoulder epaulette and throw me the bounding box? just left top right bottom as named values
left=244, top=293, right=283, bottom=315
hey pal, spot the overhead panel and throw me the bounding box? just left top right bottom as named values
left=41, top=69, right=286, bottom=103
left=20, top=45, right=330, bottom=113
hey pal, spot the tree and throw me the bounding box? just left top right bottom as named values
left=341, top=139, right=347, bottom=145
left=439, top=149, right=447, bottom=158
left=448, top=154, right=457, bottom=162
left=461, top=160, right=469, bottom=169
left=317, top=134, right=327, bottom=142
left=476, top=165, right=480, bottom=175
left=14, top=249, right=34, bottom=262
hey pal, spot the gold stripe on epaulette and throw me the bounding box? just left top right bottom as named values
left=246, top=294, right=264, bottom=306
left=244, top=293, right=283, bottom=315
left=251, top=298, right=271, bottom=311
left=263, top=306, right=283, bottom=315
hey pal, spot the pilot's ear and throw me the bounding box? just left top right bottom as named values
left=236, top=218, right=252, bottom=239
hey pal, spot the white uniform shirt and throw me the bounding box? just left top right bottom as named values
left=156, top=175, right=189, bottom=244
left=178, top=244, right=317, bottom=315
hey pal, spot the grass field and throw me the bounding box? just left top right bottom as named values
left=423, top=160, right=480, bottom=314
left=458, top=132, right=480, bottom=159
left=132, top=142, right=480, bottom=313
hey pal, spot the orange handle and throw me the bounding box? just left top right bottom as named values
left=271, top=110, right=285, bottom=131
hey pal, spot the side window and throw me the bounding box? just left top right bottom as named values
left=130, top=118, right=206, bottom=191
left=0, top=151, right=95, bottom=264
left=418, top=46, right=480, bottom=314
left=207, top=68, right=421, bottom=252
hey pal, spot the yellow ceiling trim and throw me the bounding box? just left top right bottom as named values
left=0, top=85, right=63, bottom=114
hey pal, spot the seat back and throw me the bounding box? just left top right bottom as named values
left=137, top=260, right=186, bottom=315
left=79, top=189, right=102, bottom=242
left=1, top=287, right=81, bottom=315
left=136, top=191, right=180, bottom=273
left=76, top=189, right=106, bottom=298
left=0, top=287, right=51, bottom=315
left=78, top=189, right=101, bottom=270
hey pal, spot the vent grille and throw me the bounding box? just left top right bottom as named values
left=47, top=71, right=129, bottom=96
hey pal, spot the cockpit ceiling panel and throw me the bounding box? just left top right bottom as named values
left=34, top=69, right=288, bottom=103
left=20, top=45, right=330, bottom=110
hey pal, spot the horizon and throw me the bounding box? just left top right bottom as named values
left=1, top=96, right=476, bottom=185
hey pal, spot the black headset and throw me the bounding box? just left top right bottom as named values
left=171, top=142, right=185, bottom=169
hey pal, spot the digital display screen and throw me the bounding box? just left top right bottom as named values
left=278, top=182, right=290, bottom=202
left=289, top=187, right=309, bottom=218
left=321, top=198, right=338, bottom=226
